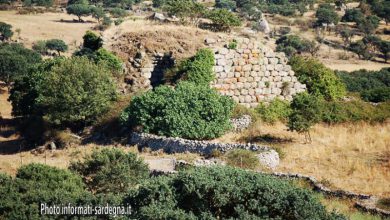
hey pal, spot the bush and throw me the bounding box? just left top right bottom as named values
left=276, top=35, right=318, bottom=57
left=288, top=93, right=322, bottom=141
left=289, top=56, right=346, bottom=100
left=320, top=99, right=390, bottom=123
left=32, top=40, right=48, bottom=55
left=206, top=8, right=242, bottom=31
left=215, top=0, right=237, bottom=11
left=337, top=68, right=390, bottom=100
left=164, top=48, right=215, bottom=85
left=0, top=22, right=13, bottom=41
left=163, top=0, right=206, bottom=25
left=120, top=82, right=235, bottom=140
left=35, top=57, right=117, bottom=127
left=361, top=87, right=390, bottom=102
left=0, top=164, right=90, bottom=219
left=82, top=30, right=103, bottom=51
left=70, top=148, right=149, bottom=194
left=256, top=98, right=291, bottom=124
left=109, top=7, right=128, bottom=18
left=225, top=149, right=259, bottom=169
left=125, top=166, right=346, bottom=219
left=341, top=9, right=364, bottom=23
left=0, top=43, right=42, bottom=85
left=92, top=48, right=123, bottom=73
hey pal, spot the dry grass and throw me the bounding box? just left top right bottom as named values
left=0, top=10, right=95, bottom=53
left=218, top=121, right=390, bottom=197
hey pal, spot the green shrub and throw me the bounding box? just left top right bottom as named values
left=182, top=48, right=215, bottom=85
left=109, top=7, right=128, bottom=18
left=276, top=35, right=318, bottom=57
left=82, top=30, right=103, bottom=51
left=341, top=8, right=364, bottom=23
left=70, top=148, right=149, bottom=194
left=0, top=43, right=42, bottom=85
left=215, top=0, right=237, bottom=11
left=361, top=87, right=390, bottom=102
left=163, top=0, right=206, bottom=25
left=231, top=103, right=258, bottom=120
left=0, top=22, right=13, bottom=41
left=225, top=149, right=259, bottom=169
left=32, top=40, right=48, bottom=55
left=256, top=98, right=291, bottom=124
left=0, top=164, right=91, bottom=219
left=288, top=93, right=322, bottom=141
left=315, top=3, right=339, bottom=26
left=164, top=48, right=215, bottom=85
left=120, top=82, right=235, bottom=140
left=207, top=8, right=242, bottom=31
left=290, top=56, right=346, bottom=100
left=227, top=39, right=238, bottom=49
left=92, top=48, right=123, bottom=73
left=125, top=166, right=346, bottom=219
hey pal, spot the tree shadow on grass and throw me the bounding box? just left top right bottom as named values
left=239, top=133, right=293, bottom=145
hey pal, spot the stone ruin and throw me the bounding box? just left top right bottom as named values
left=125, top=37, right=306, bottom=107
left=210, top=38, right=306, bottom=108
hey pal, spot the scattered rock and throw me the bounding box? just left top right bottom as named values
left=257, top=150, right=279, bottom=170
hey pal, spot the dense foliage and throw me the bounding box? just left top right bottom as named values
left=0, top=22, right=13, bottom=41
left=290, top=56, right=346, bottom=100
left=206, top=8, right=242, bottom=31
left=120, top=82, right=235, bottom=140
left=125, top=166, right=345, bottom=219
left=181, top=48, right=215, bottom=84
left=9, top=57, right=117, bottom=127
left=315, top=3, right=339, bottom=26
left=276, top=35, right=318, bottom=57
left=66, top=1, right=93, bottom=21
left=287, top=92, right=322, bottom=137
left=45, top=39, right=68, bottom=56
left=36, top=57, right=117, bottom=126
left=0, top=43, right=42, bottom=85
left=70, top=148, right=149, bottom=194
left=256, top=98, right=291, bottom=124
left=22, top=0, right=53, bottom=7
left=337, top=68, right=390, bottom=102
left=0, top=164, right=91, bottom=219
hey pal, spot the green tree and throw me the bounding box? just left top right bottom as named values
left=125, top=166, right=346, bottom=219
left=36, top=57, right=117, bottom=127
left=207, top=8, right=242, bottom=31
left=109, top=7, right=128, bottom=18
left=164, top=0, right=206, bottom=26
left=357, top=15, right=380, bottom=36
left=289, top=56, right=346, bottom=100
left=182, top=48, right=215, bottom=85
left=341, top=8, right=364, bottom=23
left=315, top=4, right=339, bottom=26
left=120, top=82, right=235, bottom=140
left=91, top=6, right=105, bottom=23
left=70, top=148, right=149, bottom=194
left=288, top=92, right=322, bottom=143
left=0, top=164, right=91, bottom=219
left=66, top=3, right=92, bottom=22
left=0, top=22, right=13, bottom=41
left=9, top=58, right=61, bottom=117
left=0, top=43, right=41, bottom=85
left=377, top=40, right=390, bottom=62
left=82, top=30, right=103, bottom=51
left=45, top=39, right=68, bottom=56
left=215, top=0, right=237, bottom=11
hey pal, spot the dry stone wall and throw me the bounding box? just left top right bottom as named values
left=211, top=38, right=306, bottom=108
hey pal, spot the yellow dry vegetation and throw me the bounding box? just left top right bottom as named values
left=218, top=121, right=390, bottom=197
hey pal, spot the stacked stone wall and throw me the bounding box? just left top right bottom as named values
left=211, top=38, right=306, bottom=108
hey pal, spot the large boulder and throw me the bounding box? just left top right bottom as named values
left=257, top=149, right=280, bottom=170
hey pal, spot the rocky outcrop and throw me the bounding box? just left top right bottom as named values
left=230, top=115, right=252, bottom=131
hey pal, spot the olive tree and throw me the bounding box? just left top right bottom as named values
left=45, top=39, right=68, bottom=56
